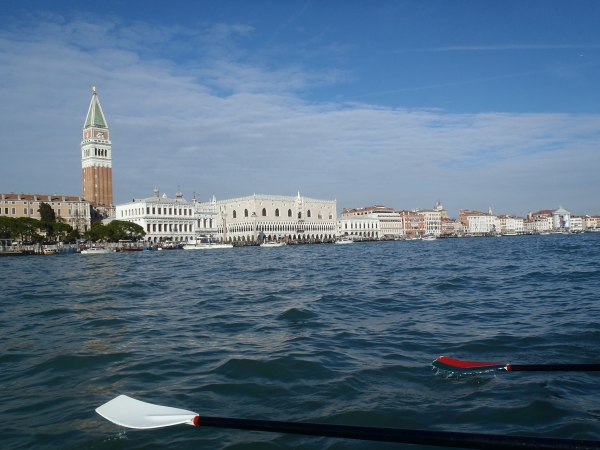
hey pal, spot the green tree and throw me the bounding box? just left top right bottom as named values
left=107, top=220, right=146, bottom=241
left=51, top=222, right=74, bottom=242
left=38, top=202, right=56, bottom=222
left=84, top=221, right=109, bottom=242
left=0, top=217, right=15, bottom=239
left=12, top=217, right=43, bottom=242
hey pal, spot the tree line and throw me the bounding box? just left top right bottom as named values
left=0, top=202, right=145, bottom=243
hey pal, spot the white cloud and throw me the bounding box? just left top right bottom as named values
left=0, top=17, right=599, bottom=216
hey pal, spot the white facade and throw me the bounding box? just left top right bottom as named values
left=216, top=193, right=336, bottom=242
left=570, top=216, right=583, bottom=232
left=337, top=216, right=379, bottom=238
left=375, top=212, right=404, bottom=237
left=115, top=187, right=217, bottom=243
left=417, top=210, right=442, bottom=236
left=465, top=213, right=498, bottom=234
left=552, top=206, right=571, bottom=229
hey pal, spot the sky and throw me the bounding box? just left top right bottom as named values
left=1, top=0, right=599, bottom=217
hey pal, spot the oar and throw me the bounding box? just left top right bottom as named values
left=96, top=395, right=600, bottom=450
left=432, top=356, right=600, bottom=374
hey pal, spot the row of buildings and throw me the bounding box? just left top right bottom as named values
left=2, top=88, right=599, bottom=243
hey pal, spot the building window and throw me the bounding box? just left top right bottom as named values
left=158, top=224, right=162, bottom=232
left=329, top=214, right=333, bottom=220
left=307, top=210, right=311, bottom=218
left=275, top=209, right=280, bottom=217
left=233, top=210, right=237, bottom=219
left=152, top=208, right=156, bottom=214
left=58, top=209, right=61, bottom=216
left=23, top=208, right=27, bottom=214
left=147, top=207, right=150, bottom=214
left=318, top=213, right=322, bottom=219
left=245, top=209, right=248, bottom=217
left=147, top=224, right=150, bottom=232
left=298, top=212, right=302, bottom=219
left=12, top=208, right=15, bottom=214
left=288, top=209, right=292, bottom=217
left=262, top=208, right=267, bottom=217
left=153, top=224, right=156, bottom=232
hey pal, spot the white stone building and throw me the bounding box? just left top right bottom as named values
left=569, top=216, right=583, bottom=232
left=115, top=187, right=217, bottom=243
left=216, top=193, right=336, bottom=243
left=337, top=216, right=380, bottom=238
left=416, top=209, right=442, bottom=236
left=340, top=205, right=403, bottom=238
left=459, top=208, right=499, bottom=235
left=552, top=206, right=571, bottom=229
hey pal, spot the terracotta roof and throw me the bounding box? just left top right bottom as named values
left=1, top=193, right=86, bottom=202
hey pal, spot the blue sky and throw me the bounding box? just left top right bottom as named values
left=1, top=1, right=599, bottom=216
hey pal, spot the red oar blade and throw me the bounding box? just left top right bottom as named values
left=432, top=356, right=507, bottom=374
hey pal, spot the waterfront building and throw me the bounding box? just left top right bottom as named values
left=337, top=216, right=380, bottom=239
left=552, top=206, right=571, bottom=230
left=458, top=208, right=499, bottom=235
left=569, top=216, right=583, bottom=232
left=115, top=187, right=206, bottom=243
left=0, top=193, right=91, bottom=231
left=340, top=205, right=403, bottom=238
left=81, top=87, right=113, bottom=209
left=441, top=217, right=458, bottom=235
left=528, top=210, right=553, bottom=231
left=398, top=210, right=425, bottom=236
left=216, top=193, right=336, bottom=243
left=498, top=215, right=525, bottom=234
left=582, top=216, right=597, bottom=230
left=416, top=209, right=442, bottom=236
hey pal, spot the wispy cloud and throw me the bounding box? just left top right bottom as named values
left=397, top=44, right=600, bottom=52
left=1, top=17, right=599, bottom=216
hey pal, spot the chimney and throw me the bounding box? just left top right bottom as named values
left=62, top=196, right=66, bottom=201
left=48, top=196, right=51, bottom=201
left=34, top=195, right=37, bottom=201
left=18, top=194, right=21, bottom=200
left=1, top=194, right=4, bottom=200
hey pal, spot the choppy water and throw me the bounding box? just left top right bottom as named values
left=1, top=234, right=600, bottom=449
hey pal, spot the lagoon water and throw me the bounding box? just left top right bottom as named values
left=2, top=234, right=600, bottom=449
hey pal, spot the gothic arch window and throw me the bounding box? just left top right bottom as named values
left=288, top=209, right=292, bottom=217
left=245, top=209, right=248, bottom=217
left=262, top=208, right=267, bottom=217
left=318, top=212, right=322, bottom=219
left=275, top=209, right=280, bottom=217
left=329, top=213, right=333, bottom=220
left=233, top=210, right=237, bottom=219
left=298, top=212, right=302, bottom=219
left=307, top=210, right=312, bottom=218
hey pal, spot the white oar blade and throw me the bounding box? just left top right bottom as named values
left=96, top=395, right=197, bottom=429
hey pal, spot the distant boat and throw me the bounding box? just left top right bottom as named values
left=503, top=231, right=518, bottom=236
left=335, top=237, right=354, bottom=245
left=260, top=241, right=286, bottom=247
left=422, top=235, right=436, bottom=241
left=81, top=247, right=115, bottom=254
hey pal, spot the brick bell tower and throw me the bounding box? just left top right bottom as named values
left=81, top=86, right=113, bottom=206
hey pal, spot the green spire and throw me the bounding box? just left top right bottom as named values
left=84, top=89, right=108, bottom=128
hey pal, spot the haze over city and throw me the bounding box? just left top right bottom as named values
left=1, top=1, right=599, bottom=217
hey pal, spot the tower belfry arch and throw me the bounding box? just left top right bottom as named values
left=81, top=86, right=113, bottom=207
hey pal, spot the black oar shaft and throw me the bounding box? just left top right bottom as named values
left=196, top=416, right=600, bottom=450
left=508, top=364, right=600, bottom=372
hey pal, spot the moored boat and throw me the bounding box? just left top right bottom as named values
left=81, top=247, right=116, bottom=254
left=260, top=241, right=286, bottom=247
left=335, top=238, right=353, bottom=245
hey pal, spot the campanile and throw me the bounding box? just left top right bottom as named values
left=81, top=87, right=113, bottom=206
